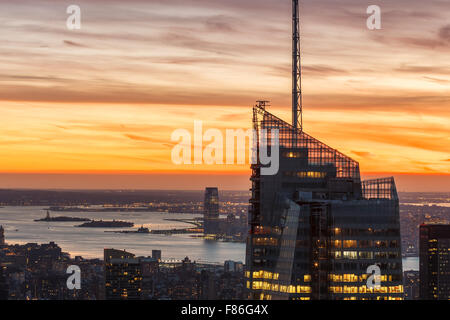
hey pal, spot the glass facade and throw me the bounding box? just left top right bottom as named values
left=419, top=224, right=450, bottom=300
left=204, top=187, right=220, bottom=235
left=246, top=104, right=403, bottom=300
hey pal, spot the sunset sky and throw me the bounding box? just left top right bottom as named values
left=0, top=0, right=449, bottom=191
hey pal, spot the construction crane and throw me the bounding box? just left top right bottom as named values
left=292, top=0, right=303, bottom=131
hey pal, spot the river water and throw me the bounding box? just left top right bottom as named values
left=0, top=206, right=245, bottom=264
left=0, top=206, right=419, bottom=270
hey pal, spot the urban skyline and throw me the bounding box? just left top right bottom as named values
left=0, top=0, right=449, bottom=303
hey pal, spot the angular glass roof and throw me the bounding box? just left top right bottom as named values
left=253, top=104, right=360, bottom=180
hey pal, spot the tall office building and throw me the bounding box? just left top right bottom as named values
left=245, top=106, right=403, bottom=300
left=152, top=250, right=162, bottom=261
left=104, top=249, right=143, bottom=300
left=419, top=223, right=450, bottom=300
left=225, top=260, right=244, bottom=273
left=204, top=187, right=219, bottom=235
left=104, top=248, right=135, bottom=263
left=0, top=265, right=8, bottom=300
left=245, top=2, right=403, bottom=300
left=0, top=225, right=5, bottom=246
left=403, top=270, right=420, bottom=300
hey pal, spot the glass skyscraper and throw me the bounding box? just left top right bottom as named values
left=204, top=187, right=220, bottom=235
left=245, top=104, right=403, bottom=300
left=419, top=223, right=450, bottom=300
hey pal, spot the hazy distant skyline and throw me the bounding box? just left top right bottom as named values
left=0, top=0, right=449, bottom=191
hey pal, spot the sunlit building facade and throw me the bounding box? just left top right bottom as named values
left=245, top=104, right=403, bottom=300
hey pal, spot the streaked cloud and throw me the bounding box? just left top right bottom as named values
left=0, top=0, right=448, bottom=188
left=438, top=24, right=450, bottom=42
left=63, top=40, right=87, bottom=47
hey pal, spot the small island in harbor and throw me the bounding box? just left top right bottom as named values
left=34, top=211, right=91, bottom=222
left=76, top=220, right=134, bottom=228
left=105, top=225, right=150, bottom=234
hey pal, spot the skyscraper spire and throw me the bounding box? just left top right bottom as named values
left=292, top=0, right=302, bottom=130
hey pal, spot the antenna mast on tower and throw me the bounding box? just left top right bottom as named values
left=292, top=0, right=303, bottom=130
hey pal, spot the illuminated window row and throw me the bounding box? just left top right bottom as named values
left=252, top=270, right=280, bottom=280
left=332, top=228, right=400, bottom=237
left=284, top=171, right=326, bottom=179
left=329, top=274, right=394, bottom=282
left=343, top=297, right=403, bottom=300
left=250, top=281, right=311, bottom=294
left=258, top=293, right=310, bottom=301
left=331, top=240, right=399, bottom=249
left=282, top=151, right=305, bottom=158
left=253, top=237, right=278, bottom=246
left=252, top=226, right=279, bottom=235
left=329, top=285, right=403, bottom=294
left=333, top=251, right=400, bottom=260
left=329, top=274, right=359, bottom=282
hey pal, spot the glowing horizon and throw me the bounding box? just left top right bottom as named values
left=0, top=0, right=449, bottom=190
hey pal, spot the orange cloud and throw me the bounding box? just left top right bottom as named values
left=0, top=0, right=448, bottom=190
